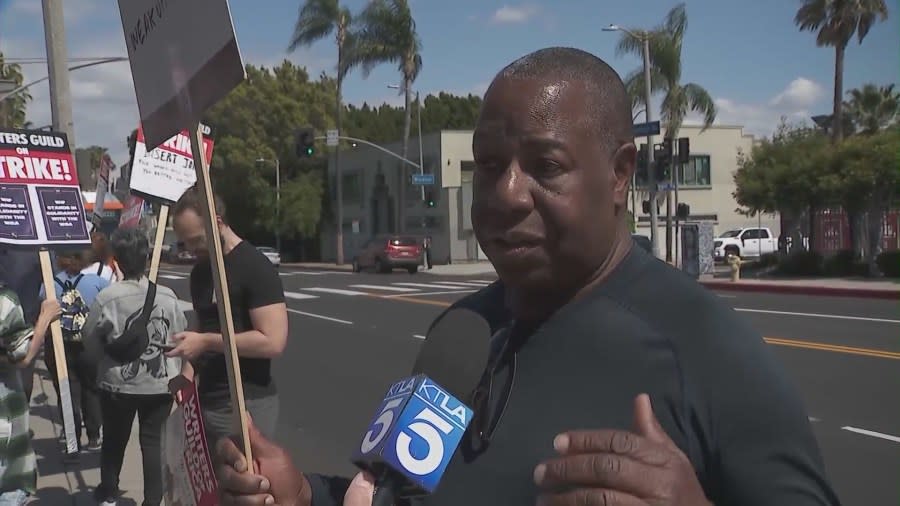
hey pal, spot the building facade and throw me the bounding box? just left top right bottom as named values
left=320, top=126, right=780, bottom=264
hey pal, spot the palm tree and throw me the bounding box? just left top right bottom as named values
left=845, top=83, right=899, bottom=134
left=616, top=3, right=716, bottom=260
left=288, top=0, right=354, bottom=265
left=795, top=0, right=889, bottom=143
left=0, top=52, right=32, bottom=129
left=347, top=0, right=422, bottom=231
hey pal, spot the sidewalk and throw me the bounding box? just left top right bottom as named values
left=699, top=275, right=900, bottom=299
left=30, top=361, right=144, bottom=505
left=283, top=261, right=499, bottom=277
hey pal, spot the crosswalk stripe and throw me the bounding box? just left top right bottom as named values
left=392, top=283, right=468, bottom=290
left=159, top=274, right=186, bottom=280
left=304, top=287, right=369, bottom=296
left=465, top=280, right=492, bottom=285
left=284, top=291, right=319, bottom=300
left=429, top=281, right=488, bottom=287
left=350, top=284, right=418, bottom=292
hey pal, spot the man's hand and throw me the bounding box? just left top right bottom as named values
left=39, top=298, right=61, bottom=322
left=166, top=331, right=212, bottom=361
left=217, top=416, right=311, bottom=506
left=533, top=394, right=711, bottom=506
left=343, top=472, right=375, bottom=506
left=168, top=374, right=193, bottom=404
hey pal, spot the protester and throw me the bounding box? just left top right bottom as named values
left=40, top=249, right=109, bottom=452
left=0, top=248, right=42, bottom=404
left=84, top=231, right=122, bottom=284
left=167, top=185, right=288, bottom=449
left=0, top=282, right=60, bottom=505
left=82, top=228, right=186, bottom=506
left=214, top=47, right=840, bottom=506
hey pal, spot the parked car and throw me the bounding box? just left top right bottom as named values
left=257, top=246, right=281, bottom=267
left=352, top=235, right=422, bottom=274
left=714, top=227, right=778, bottom=260
left=165, top=242, right=196, bottom=264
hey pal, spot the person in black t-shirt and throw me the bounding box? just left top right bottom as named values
left=167, top=186, right=288, bottom=448
left=214, top=48, right=841, bottom=506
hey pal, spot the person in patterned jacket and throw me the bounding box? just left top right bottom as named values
left=0, top=281, right=60, bottom=505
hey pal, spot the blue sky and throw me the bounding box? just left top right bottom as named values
left=0, top=0, right=896, bottom=163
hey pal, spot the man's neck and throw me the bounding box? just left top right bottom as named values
left=507, top=225, right=633, bottom=323
left=220, top=226, right=242, bottom=255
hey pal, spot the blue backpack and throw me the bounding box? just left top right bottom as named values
left=54, top=274, right=89, bottom=343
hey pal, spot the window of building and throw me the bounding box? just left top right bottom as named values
left=678, top=155, right=711, bottom=187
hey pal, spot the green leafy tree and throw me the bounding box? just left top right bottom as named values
left=795, top=0, right=889, bottom=143
left=74, top=145, right=109, bottom=190
left=202, top=62, right=336, bottom=248
left=0, top=53, right=31, bottom=128
left=616, top=3, right=717, bottom=258
left=733, top=121, right=831, bottom=252
left=845, top=83, right=899, bottom=134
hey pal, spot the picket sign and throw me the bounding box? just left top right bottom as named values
left=162, top=380, right=218, bottom=506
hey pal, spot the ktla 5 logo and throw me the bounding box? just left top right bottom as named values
left=359, top=375, right=473, bottom=478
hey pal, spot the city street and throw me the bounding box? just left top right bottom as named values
left=158, top=264, right=899, bottom=506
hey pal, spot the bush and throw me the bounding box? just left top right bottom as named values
left=757, top=253, right=780, bottom=268
left=876, top=251, right=900, bottom=278
left=823, top=250, right=856, bottom=276
left=776, top=251, right=824, bottom=276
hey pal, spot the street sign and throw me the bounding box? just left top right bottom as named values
left=326, top=129, right=339, bottom=147
left=657, top=182, right=674, bottom=192
left=633, top=121, right=661, bottom=137
left=411, top=173, right=435, bottom=185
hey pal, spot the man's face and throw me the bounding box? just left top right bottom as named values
left=173, top=209, right=209, bottom=258
left=471, top=77, right=633, bottom=292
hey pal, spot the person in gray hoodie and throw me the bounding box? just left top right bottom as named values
left=82, top=228, right=186, bottom=506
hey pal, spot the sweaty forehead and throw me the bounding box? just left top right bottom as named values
left=474, top=78, right=593, bottom=147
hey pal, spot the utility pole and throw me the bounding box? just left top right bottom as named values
left=641, top=36, right=660, bottom=258
left=665, top=148, right=674, bottom=262
left=42, top=0, right=76, bottom=154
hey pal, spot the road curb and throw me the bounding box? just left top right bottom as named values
left=280, top=264, right=354, bottom=272
left=700, top=280, right=900, bottom=300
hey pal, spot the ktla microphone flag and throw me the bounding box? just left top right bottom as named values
left=0, top=128, right=90, bottom=247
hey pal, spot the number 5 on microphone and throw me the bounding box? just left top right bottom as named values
left=353, top=375, right=474, bottom=495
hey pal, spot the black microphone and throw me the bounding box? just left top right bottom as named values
left=352, top=308, right=492, bottom=506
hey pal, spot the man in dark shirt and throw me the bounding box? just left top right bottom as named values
left=167, top=186, right=288, bottom=448
left=214, top=48, right=841, bottom=506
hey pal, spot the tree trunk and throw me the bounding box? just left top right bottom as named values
left=832, top=44, right=845, bottom=144
left=866, top=202, right=885, bottom=276
left=847, top=208, right=861, bottom=257
left=398, top=73, right=413, bottom=233
left=334, top=23, right=345, bottom=265
left=807, top=205, right=817, bottom=252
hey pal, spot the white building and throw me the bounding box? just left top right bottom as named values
left=320, top=125, right=779, bottom=264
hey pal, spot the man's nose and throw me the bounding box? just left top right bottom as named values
left=490, top=159, right=533, bottom=214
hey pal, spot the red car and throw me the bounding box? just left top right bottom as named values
left=352, top=235, right=422, bottom=274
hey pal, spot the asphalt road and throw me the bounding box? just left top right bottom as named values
left=158, top=264, right=898, bottom=506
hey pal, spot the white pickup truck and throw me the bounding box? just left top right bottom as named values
left=714, top=227, right=778, bottom=259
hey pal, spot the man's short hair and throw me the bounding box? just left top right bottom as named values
left=494, top=47, right=634, bottom=151
left=172, top=184, right=227, bottom=222
left=110, top=228, right=149, bottom=279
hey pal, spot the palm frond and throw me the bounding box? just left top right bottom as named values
left=660, top=3, right=687, bottom=40
left=288, top=0, right=340, bottom=52
left=683, top=82, right=717, bottom=129
left=622, top=67, right=668, bottom=110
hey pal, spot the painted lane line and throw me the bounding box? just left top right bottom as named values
left=383, top=289, right=478, bottom=298
left=432, top=281, right=491, bottom=287
left=736, top=308, right=900, bottom=324
left=412, top=334, right=426, bottom=340
left=177, top=300, right=194, bottom=312
left=467, top=280, right=493, bottom=285
left=350, top=284, right=419, bottom=292
left=763, top=337, right=900, bottom=360
left=158, top=274, right=186, bottom=280
left=284, top=291, right=319, bottom=300
left=392, top=282, right=469, bottom=290
left=304, top=287, right=369, bottom=296
left=286, top=308, right=353, bottom=325
left=841, top=426, right=900, bottom=444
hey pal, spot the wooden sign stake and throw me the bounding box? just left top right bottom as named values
left=38, top=250, right=78, bottom=454
left=187, top=122, right=252, bottom=463
left=148, top=205, right=168, bottom=284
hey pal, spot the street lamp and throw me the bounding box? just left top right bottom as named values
left=603, top=23, right=660, bottom=258
left=256, top=157, right=281, bottom=253
left=388, top=84, right=426, bottom=202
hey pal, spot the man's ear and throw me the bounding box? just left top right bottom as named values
left=612, top=142, right=637, bottom=207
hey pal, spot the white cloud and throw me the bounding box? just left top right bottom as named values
left=491, top=4, right=539, bottom=24
left=684, top=77, right=827, bottom=138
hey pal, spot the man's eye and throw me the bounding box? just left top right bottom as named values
left=534, top=159, right=563, bottom=176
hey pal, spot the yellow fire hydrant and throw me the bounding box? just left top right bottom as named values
left=726, top=253, right=743, bottom=282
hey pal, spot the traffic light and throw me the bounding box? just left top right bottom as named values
left=295, top=127, right=315, bottom=157
left=677, top=137, right=690, bottom=163
left=654, top=139, right=674, bottom=182
left=636, top=143, right=649, bottom=183
left=424, top=190, right=436, bottom=208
